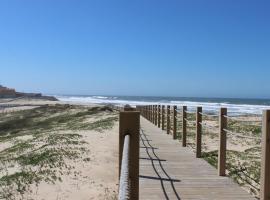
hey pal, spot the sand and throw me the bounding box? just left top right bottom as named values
left=24, top=128, right=119, bottom=200
left=0, top=98, right=119, bottom=200
left=1, top=97, right=262, bottom=199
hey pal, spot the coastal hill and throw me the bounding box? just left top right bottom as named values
left=0, top=85, right=58, bottom=101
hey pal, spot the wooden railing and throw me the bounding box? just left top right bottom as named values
left=119, top=134, right=131, bottom=200
left=137, top=105, right=270, bottom=200
left=118, top=106, right=140, bottom=200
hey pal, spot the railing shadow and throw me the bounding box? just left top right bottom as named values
left=140, top=157, right=167, bottom=162
left=139, top=175, right=180, bottom=182
left=140, top=128, right=181, bottom=200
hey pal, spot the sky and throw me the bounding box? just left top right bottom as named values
left=0, top=0, right=269, bottom=98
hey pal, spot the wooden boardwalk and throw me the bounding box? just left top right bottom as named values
left=139, top=117, right=256, bottom=200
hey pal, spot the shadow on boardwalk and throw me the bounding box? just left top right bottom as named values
left=140, top=128, right=181, bottom=200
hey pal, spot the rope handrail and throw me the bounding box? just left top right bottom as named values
left=187, top=122, right=196, bottom=127
left=184, top=110, right=196, bottom=114
left=223, top=115, right=262, bottom=123
left=199, top=122, right=218, bottom=130
left=119, top=134, right=131, bottom=200
left=184, top=118, right=196, bottom=126
left=223, top=128, right=261, bottom=140
left=223, top=115, right=261, bottom=122
left=184, top=118, right=192, bottom=122
left=199, top=112, right=219, bottom=117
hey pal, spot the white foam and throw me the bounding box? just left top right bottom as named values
left=92, top=96, right=109, bottom=99
left=55, top=95, right=270, bottom=116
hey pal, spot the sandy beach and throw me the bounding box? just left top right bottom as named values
left=0, top=98, right=119, bottom=200
left=0, top=97, right=263, bottom=199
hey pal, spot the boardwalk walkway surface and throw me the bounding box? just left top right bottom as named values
left=139, top=117, right=256, bottom=200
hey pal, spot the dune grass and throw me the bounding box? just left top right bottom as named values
left=0, top=104, right=118, bottom=200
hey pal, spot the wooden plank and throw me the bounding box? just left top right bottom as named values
left=162, top=105, right=165, bottom=130
left=173, top=106, right=177, bottom=140
left=196, top=107, right=202, bottom=158
left=167, top=105, right=170, bottom=135
left=182, top=106, right=187, bottom=147
left=139, top=116, right=255, bottom=200
left=260, top=110, right=270, bottom=200
left=158, top=105, right=161, bottom=128
left=218, top=108, right=227, bottom=176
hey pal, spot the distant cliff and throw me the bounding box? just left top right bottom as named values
left=0, top=85, right=58, bottom=101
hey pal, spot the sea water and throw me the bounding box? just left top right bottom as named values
left=54, top=95, right=270, bottom=116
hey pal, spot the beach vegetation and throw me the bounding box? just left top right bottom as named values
left=0, top=104, right=118, bottom=199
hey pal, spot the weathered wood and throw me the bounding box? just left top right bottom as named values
left=150, top=105, right=152, bottom=123
left=149, top=105, right=151, bottom=122
left=152, top=105, right=154, bottom=124
left=148, top=106, right=150, bottom=121
left=151, top=105, right=153, bottom=123
left=260, top=110, right=270, bottom=200
left=196, top=107, right=202, bottom=158
left=167, top=105, right=170, bottom=135
left=119, top=111, right=140, bottom=200
left=149, top=105, right=151, bottom=121
left=182, top=106, right=187, bottom=147
left=153, top=105, right=155, bottom=125
left=218, top=108, right=227, bottom=176
left=173, top=106, right=177, bottom=140
left=153, top=105, right=155, bottom=124
left=158, top=105, right=161, bottom=128
left=162, top=105, right=165, bottom=130
left=155, top=105, right=158, bottom=126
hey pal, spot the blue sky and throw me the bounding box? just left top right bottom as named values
left=0, top=0, right=269, bottom=98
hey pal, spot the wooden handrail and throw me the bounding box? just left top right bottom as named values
left=137, top=104, right=268, bottom=199
left=119, top=109, right=140, bottom=200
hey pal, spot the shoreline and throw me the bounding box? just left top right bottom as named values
left=0, top=97, right=264, bottom=198
left=1, top=95, right=269, bottom=116
left=55, top=95, right=270, bottom=115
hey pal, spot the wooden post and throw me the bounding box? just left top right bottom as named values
left=150, top=105, right=153, bottom=123
left=162, top=105, right=165, bottom=130
left=153, top=105, right=155, bottom=124
left=182, top=106, right=187, bottom=147
left=146, top=106, right=148, bottom=120
left=155, top=105, right=158, bottom=126
left=173, top=106, right=177, bottom=140
left=196, top=107, right=202, bottom=158
left=145, top=106, right=147, bottom=118
left=167, top=105, right=170, bottom=135
left=148, top=105, right=150, bottom=121
left=260, top=110, right=270, bottom=200
left=119, top=110, right=140, bottom=199
left=158, top=105, right=161, bottom=128
left=149, top=105, right=151, bottom=121
left=218, top=108, right=227, bottom=176
left=148, top=106, right=150, bottom=121
left=153, top=105, right=156, bottom=125
left=152, top=105, right=154, bottom=123
left=149, top=105, right=151, bottom=122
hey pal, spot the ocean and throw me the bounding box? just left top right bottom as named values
left=54, top=95, right=270, bottom=116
